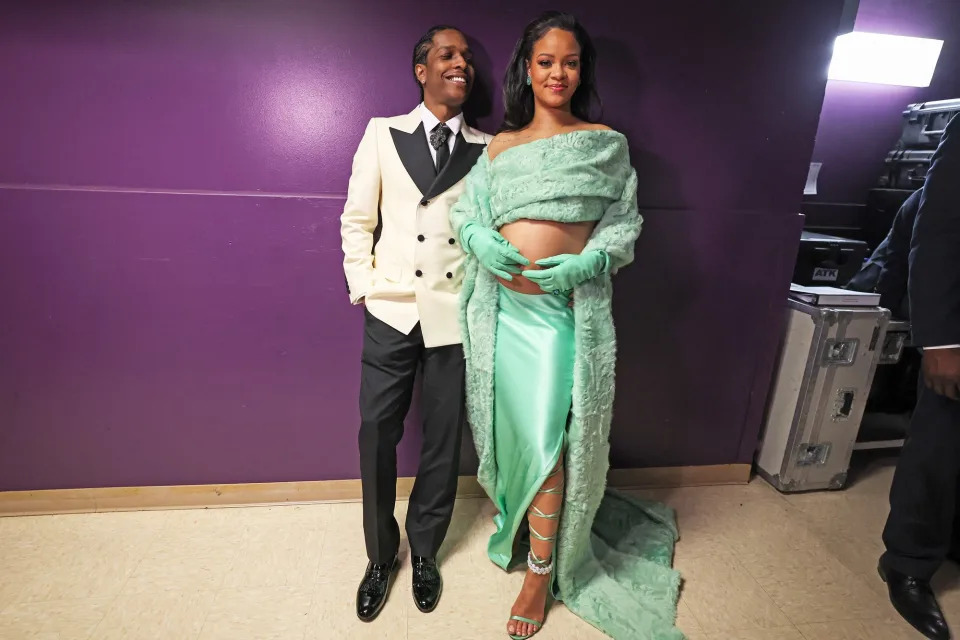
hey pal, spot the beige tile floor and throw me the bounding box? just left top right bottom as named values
left=0, top=454, right=951, bottom=639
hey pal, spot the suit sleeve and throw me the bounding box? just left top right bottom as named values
left=909, top=114, right=960, bottom=346
left=340, top=119, right=381, bottom=304
left=583, top=168, right=643, bottom=273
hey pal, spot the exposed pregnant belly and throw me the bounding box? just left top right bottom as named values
left=497, top=219, right=596, bottom=295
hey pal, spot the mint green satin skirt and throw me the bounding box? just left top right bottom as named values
left=488, top=285, right=575, bottom=573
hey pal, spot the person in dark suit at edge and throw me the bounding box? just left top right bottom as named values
left=880, top=113, right=960, bottom=640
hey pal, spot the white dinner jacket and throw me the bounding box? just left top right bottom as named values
left=340, top=107, right=492, bottom=348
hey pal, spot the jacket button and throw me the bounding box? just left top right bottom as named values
left=420, top=199, right=430, bottom=206
left=415, top=270, right=423, bottom=277
left=448, top=238, right=455, bottom=245
left=446, top=272, right=453, bottom=279
left=417, top=235, right=425, bottom=242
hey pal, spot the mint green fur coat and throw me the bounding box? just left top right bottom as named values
left=450, top=130, right=685, bottom=640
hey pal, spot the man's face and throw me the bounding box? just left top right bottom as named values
left=416, top=29, right=474, bottom=108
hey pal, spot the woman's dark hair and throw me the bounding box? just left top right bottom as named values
left=412, top=25, right=463, bottom=100
left=501, top=11, right=601, bottom=132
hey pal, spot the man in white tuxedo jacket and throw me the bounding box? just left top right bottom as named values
left=340, top=25, right=492, bottom=622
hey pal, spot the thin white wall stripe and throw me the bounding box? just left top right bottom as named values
left=0, top=183, right=347, bottom=199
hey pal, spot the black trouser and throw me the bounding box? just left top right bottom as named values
left=881, top=380, right=960, bottom=579
left=358, top=309, right=465, bottom=564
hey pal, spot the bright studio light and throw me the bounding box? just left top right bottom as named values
left=828, top=32, right=943, bottom=87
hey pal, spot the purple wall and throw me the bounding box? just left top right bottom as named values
left=0, top=0, right=844, bottom=491
left=810, top=0, right=960, bottom=204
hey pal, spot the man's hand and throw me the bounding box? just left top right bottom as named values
left=922, top=347, right=960, bottom=400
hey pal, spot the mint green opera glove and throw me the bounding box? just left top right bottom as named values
left=524, top=251, right=608, bottom=293
left=460, top=221, right=530, bottom=280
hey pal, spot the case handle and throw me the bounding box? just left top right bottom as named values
left=834, top=389, right=856, bottom=421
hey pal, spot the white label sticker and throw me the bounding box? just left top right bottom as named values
left=813, top=267, right=839, bottom=282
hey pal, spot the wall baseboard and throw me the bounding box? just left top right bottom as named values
left=0, top=464, right=751, bottom=517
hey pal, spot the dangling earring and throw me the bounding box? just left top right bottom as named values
left=526, top=75, right=532, bottom=86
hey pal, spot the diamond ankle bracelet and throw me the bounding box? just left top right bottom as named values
left=527, top=551, right=553, bottom=575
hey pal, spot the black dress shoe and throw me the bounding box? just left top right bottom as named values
left=879, top=565, right=951, bottom=640
left=356, top=556, right=397, bottom=622
left=411, top=555, right=443, bottom=613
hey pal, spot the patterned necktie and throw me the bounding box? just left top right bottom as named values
left=430, top=123, right=452, bottom=173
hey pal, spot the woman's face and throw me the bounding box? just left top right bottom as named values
left=527, top=28, right=581, bottom=111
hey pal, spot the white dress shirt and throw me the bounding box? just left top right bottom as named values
left=419, top=103, right=463, bottom=164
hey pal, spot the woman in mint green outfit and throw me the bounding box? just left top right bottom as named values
left=450, top=11, right=683, bottom=640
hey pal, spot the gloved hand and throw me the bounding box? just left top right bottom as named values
left=460, top=221, right=530, bottom=280
left=524, top=251, right=607, bottom=293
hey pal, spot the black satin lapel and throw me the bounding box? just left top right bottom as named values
left=426, top=133, right=485, bottom=200
left=390, top=123, right=435, bottom=196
